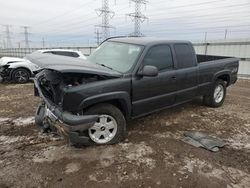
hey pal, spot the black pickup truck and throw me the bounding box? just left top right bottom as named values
left=29, top=37, right=239, bottom=145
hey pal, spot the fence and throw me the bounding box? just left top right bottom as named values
left=193, top=39, right=250, bottom=78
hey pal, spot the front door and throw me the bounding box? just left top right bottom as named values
left=132, top=44, right=177, bottom=116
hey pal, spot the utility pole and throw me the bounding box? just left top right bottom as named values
left=3, top=40, right=6, bottom=49
left=3, top=25, right=12, bottom=48
left=96, top=0, right=115, bottom=41
left=127, top=0, right=148, bottom=37
left=224, top=29, right=228, bottom=40
left=204, top=32, right=207, bottom=42
left=95, top=28, right=102, bottom=45
left=21, top=26, right=31, bottom=48
left=42, top=37, right=45, bottom=48
left=0, top=34, right=2, bottom=49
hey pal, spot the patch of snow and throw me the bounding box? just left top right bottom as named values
left=65, top=162, right=81, bottom=174
left=0, top=117, right=11, bottom=124
left=225, top=133, right=250, bottom=150
left=179, top=157, right=250, bottom=187
left=120, top=142, right=156, bottom=169
left=0, top=135, right=29, bottom=144
left=32, top=145, right=116, bottom=165
left=13, top=117, right=34, bottom=126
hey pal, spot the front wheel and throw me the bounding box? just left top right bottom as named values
left=12, top=68, right=30, bottom=84
left=203, top=79, right=226, bottom=107
left=84, top=103, right=126, bottom=145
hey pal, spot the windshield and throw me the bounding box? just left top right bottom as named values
left=88, top=41, right=143, bottom=73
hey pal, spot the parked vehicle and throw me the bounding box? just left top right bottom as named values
left=35, top=49, right=86, bottom=59
left=0, top=49, right=86, bottom=83
left=31, top=37, right=239, bottom=145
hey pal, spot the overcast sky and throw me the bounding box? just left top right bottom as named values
left=0, top=0, right=250, bottom=47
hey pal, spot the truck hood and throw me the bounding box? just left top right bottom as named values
left=26, top=53, right=122, bottom=77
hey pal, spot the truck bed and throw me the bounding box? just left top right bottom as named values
left=196, top=54, right=232, bottom=63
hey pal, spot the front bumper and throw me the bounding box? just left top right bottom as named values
left=0, top=66, right=12, bottom=81
left=34, top=77, right=98, bottom=145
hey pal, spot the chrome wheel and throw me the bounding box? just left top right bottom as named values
left=88, top=115, right=118, bottom=144
left=213, top=84, right=224, bottom=103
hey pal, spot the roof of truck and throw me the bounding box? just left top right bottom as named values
left=108, top=37, right=191, bottom=46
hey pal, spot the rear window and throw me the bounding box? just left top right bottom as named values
left=174, top=44, right=195, bottom=68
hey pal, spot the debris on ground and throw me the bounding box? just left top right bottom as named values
left=182, top=131, right=226, bottom=152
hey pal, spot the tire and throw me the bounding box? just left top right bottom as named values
left=203, top=79, right=226, bottom=107
left=12, top=68, right=30, bottom=84
left=84, top=103, right=126, bottom=145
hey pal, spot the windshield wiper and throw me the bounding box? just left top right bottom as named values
left=96, top=63, right=113, bottom=70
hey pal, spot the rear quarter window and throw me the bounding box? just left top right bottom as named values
left=174, top=44, right=196, bottom=68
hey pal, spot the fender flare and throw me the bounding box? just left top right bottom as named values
left=212, top=70, right=231, bottom=84
left=79, top=91, right=131, bottom=118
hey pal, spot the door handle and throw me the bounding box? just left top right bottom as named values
left=172, top=76, right=177, bottom=80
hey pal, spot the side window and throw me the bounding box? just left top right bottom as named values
left=174, top=44, right=195, bottom=68
left=143, top=45, right=173, bottom=71
left=71, top=52, right=80, bottom=58
left=52, top=51, right=69, bottom=56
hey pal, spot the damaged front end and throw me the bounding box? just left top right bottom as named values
left=0, top=65, right=12, bottom=82
left=34, top=69, right=116, bottom=145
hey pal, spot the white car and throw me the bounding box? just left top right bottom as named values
left=35, top=49, right=87, bottom=59
left=0, top=49, right=87, bottom=83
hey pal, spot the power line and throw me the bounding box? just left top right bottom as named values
left=127, top=0, right=148, bottom=36
left=96, top=0, right=115, bottom=40
left=33, top=0, right=95, bottom=26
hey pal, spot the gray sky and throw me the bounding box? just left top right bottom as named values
left=0, top=0, right=250, bottom=47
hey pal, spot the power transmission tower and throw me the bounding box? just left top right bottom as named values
left=95, top=28, right=102, bottom=45
left=21, top=26, right=31, bottom=48
left=3, top=25, right=12, bottom=48
left=96, top=0, right=115, bottom=41
left=127, top=0, right=148, bottom=37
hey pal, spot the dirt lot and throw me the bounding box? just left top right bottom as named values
left=0, top=80, right=249, bottom=188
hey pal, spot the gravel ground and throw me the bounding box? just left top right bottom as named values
left=0, top=80, right=249, bottom=188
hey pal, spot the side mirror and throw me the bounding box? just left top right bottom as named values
left=138, top=65, right=158, bottom=77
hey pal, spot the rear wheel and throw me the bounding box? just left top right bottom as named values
left=203, top=79, right=226, bottom=107
left=12, top=68, right=30, bottom=83
left=84, top=103, right=126, bottom=145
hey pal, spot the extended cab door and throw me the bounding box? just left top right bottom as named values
left=173, top=43, right=198, bottom=102
left=132, top=44, right=177, bottom=116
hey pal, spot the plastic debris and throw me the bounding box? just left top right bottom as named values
left=181, top=131, right=225, bottom=152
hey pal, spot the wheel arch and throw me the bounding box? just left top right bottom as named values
left=213, top=71, right=231, bottom=86
left=11, top=67, right=32, bottom=79
left=80, top=92, right=131, bottom=120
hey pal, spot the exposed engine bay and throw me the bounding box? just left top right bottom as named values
left=37, top=69, right=111, bottom=105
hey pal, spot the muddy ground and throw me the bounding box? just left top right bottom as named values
left=0, top=80, right=249, bottom=188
